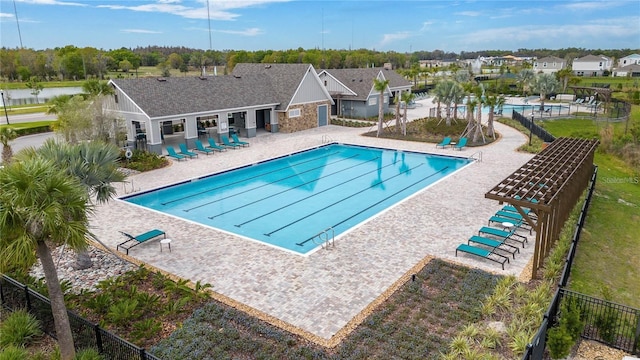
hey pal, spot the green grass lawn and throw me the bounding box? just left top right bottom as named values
left=540, top=119, right=640, bottom=308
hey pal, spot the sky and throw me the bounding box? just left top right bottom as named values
left=1, top=0, right=639, bottom=52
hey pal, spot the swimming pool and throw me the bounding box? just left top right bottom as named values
left=122, top=144, right=473, bottom=255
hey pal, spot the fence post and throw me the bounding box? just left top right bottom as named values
left=140, top=348, right=146, bottom=360
left=94, top=324, right=103, bottom=353
left=23, top=285, right=32, bottom=311
left=634, top=310, right=640, bottom=355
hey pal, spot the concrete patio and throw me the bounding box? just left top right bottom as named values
left=90, top=98, right=536, bottom=345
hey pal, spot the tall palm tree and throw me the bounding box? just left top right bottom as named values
left=517, top=69, right=535, bottom=97
left=484, top=94, right=505, bottom=138
left=532, top=73, right=560, bottom=112
left=555, top=68, right=574, bottom=93
left=432, top=81, right=447, bottom=122
left=1, top=127, right=18, bottom=163
left=373, top=78, right=390, bottom=137
left=450, top=82, right=465, bottom=123
left=82, top=79, right=114, bottom=97
left=400, top=91, right=415, bottom=136
left=16, top=139, right=125, bottom=269
left=0, top=158, right=91, bottom=360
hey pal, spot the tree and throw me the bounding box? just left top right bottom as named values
left=82, top=79, right=114, bottom=97
left=517, top=69, right=535, bottom=97
left=0, top=157, right=93, bottom=360
left=555, top=68, right=574, bottom=93
left=1, top=127, right=18, bottom=163
left=25, top=77, right=44, bottom=104
left=16, top=140, right=126, bottom=269
left=400, top=91, right=415, bottom=136
left=373, top=78, right=390, bottom=137
left=484, top=94, right=505, bottom=138
left=532, top=73, right=560, bottom=111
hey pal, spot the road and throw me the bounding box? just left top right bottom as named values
left=1, top=112, right=59, bottom=164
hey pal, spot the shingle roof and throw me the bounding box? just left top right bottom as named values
left=574, top=54, right=610, bottom=62
left=320, top=68, right=410, bottom=101
left=111, top=75, right=278, bottom=118
left=231, top=63, right=312, bottom=109
left=536, top=56, right=564, bottom=63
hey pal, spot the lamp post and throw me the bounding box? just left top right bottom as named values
left=529, top=113, right=534, bottom=146
left=0, top=90, right=10, bottom=125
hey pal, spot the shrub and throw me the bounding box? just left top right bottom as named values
left=120, top=149, right=168, bottom=172
left=74, top=348, right=103, bottom=360
left=0, top=309, right=42, bottom=347
left=595, top=307, right=620, bottom=343
left=547, top=326, right=573, bottom=359
left=0, top=345, right=29, bottom=360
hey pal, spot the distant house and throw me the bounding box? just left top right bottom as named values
left=572, top=55, right=613, bottom=76
left=617, top=54, right=640, bottom=67
left=104, top=63, right=334, bottom=155
left=317, top=67, right=412, bottom=118
left=613, top=64, right=640, bottom=77
left=533, top=56, right=566, bottom=74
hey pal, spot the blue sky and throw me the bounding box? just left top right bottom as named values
left=1, top=0, right=639, bottom=52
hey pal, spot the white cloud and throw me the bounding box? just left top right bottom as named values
left=0, top=13, right=15, bottom=19
left=560, top=1, right=620, bottom=11
left=215, top=27, right=264, bottom=36
left=378, top=31, right=411, bottom=48
left=121, top=29, right=163, bottom=34
left=419, top=21, right=433, bottom=32
left=455, top=11, right=481, bottom=17
left=18, top=0, right=86, bottom=6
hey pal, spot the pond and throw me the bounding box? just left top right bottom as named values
left=0, top=87, right=83, bottom=106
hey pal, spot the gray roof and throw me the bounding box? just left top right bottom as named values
left=232, top=63, right=313, bottom=109
left=111, top=75, right=278, bottom=118
left=574, top=54, right=610, bottom=62
left=536, top=56, right=564, bottom=63
left=617, top=63, right=640, bottom=71
left=321, top=68, right=411, bottom=101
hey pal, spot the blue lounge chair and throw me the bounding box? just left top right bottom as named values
left=221, top=135, right=241, bottom=149
left=166, top=146, right=186, bottom=161
left=194, top=140, right=214, bottom=155
left=502, top=205, right=537, bottom=220
left=231, top=133, right=250, bottom=147
left=179, top=143, right=198, bottom=158
left=206, top=138, right=227, bottom=152
left=468, top=235, right=519, bottom=259
left=117, top=229, right=166, bottom=255
left=436, top=137, right=451, bottom=149
left=478, top=226, right=527, bottom=247
left=455, top=243, right=509, bottom=270
left=453, top=137, right=468, bottom=151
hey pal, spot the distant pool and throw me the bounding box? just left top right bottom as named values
left=122, top=144, right=473, bottom=255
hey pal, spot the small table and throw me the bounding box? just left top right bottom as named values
left=160, top=238, right=172, bottom=252
left=502, top=222, right=515, bottom=232
left=449, top=142, right=457, bottom=148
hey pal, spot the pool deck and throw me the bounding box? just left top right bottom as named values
left=91, top=98, right=536, bottom=344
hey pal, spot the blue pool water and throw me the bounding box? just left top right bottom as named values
left=122, top=144, right=472, bottom=254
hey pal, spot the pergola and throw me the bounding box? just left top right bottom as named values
left=485, top=138, right=599, bottom=278
left=570, top=86, right=613, bottom=108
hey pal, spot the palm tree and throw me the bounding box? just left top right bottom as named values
left=432, top=81, right=447, bottom=122
left=484, top=94, right=505, bottom=138
left=0, top=157, right=92, bottom=360
left=1, top=127, right=18, bottom=163
left=16, top=139, right=125, bottom=269
left=555, top=68, right=574, bottom=93
left=400, top=91, right=415, bottom=136
left=450, top=82, right=465, bottom=123
left=46, top=94, right=72, bottom=115
left=82, top=79, right=114, bottom=97
left=517, top=69, right=535, bottom=97
left=532, top=73, right=560, bottom=112
left=373, top=78, right=390, bottom=137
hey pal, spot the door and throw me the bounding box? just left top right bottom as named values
left=318, top=104, right=328, bottom=127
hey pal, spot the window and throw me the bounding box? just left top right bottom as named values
left=543, top=62, right=547, bottom=67
left=368, top=97, right=377, bottom=106
left=384, top=95, right=388, bottom=104
left=289, top=108, right=301, bottom=118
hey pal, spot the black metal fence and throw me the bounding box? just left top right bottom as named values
left=512, top=111, right=556, bottom=143
left=522, top=166, right=640, bottom=359
left=0, top=275, right=161, bottom=360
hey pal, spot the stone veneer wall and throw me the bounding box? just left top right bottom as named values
left=278, top=101, right=331, bottom=133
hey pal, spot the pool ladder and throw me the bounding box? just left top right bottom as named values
left=468, top=151, right=483, bottom=162
left=311, top=227, right=335, bottom=250
left=321, top=135, right=335, bottom=144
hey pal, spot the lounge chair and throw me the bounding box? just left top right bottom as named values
left=231, top=133, right=250, bottom=147
left=206, top=138, right=227, bottom=152
left=468, top=235, right=519, bottom=259
left=455, top=243, right=509, bottom=270
left=117, top=229, right=166, bottom=255
left=221, top=135, right=241, bottom=149
left=194, top=140, right=215, bottom=155
left=453, top=137, right=468, bottom=151
left=478, top=226, right=527, bottom=247
left=178, top=143, right=198, bottom=158
left=166, top=146, right=186, bottom=161
left=502, top=205, right=537, bottom=220
left=436, top=137, right=451, bottom=149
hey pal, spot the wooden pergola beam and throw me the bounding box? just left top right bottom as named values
left=485, top=137, right=599, bottom=279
